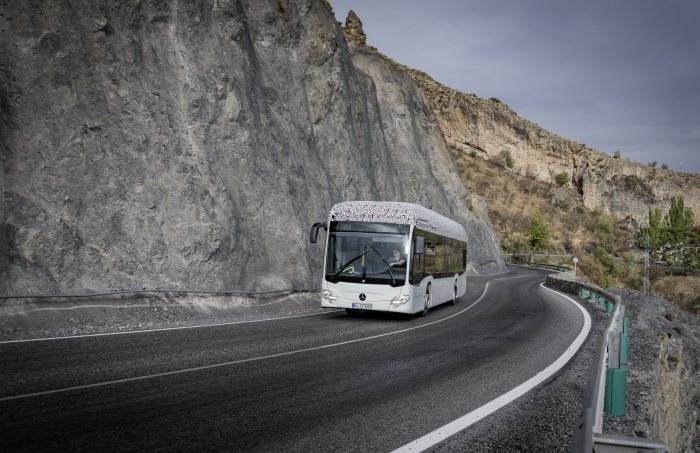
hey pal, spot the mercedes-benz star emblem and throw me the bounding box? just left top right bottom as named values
left=359, top=293, right=366, bottom=301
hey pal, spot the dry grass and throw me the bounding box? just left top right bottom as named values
left=453, top=150, right=650, bottom=292
left=653, top=275, right=700, bottom=314
left=455, top=153, right=625, bottom=254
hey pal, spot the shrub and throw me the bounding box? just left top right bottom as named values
left=613, top=150, right=621, bottom=159
left=691, top=296, right=700, bottom=314
left=469, top=150, right=478, bottom=158
left=649, top=161, right=657, bottom=168
left=554, top=172, right=568, bottom=186
left=661, top=163, right=669, bottom=169
left=489, top=97, right=501, bottom=103
left=500, top=149, right=514, bottom=169
left=504, top=234, right=529, bottom=255
left=563, top=236, right=574, bottom=253
left=593, top=210, right=619, bottom=251
left=526, top=213, right=550, bottom=251
left=579, top=254, right=606, bottom=285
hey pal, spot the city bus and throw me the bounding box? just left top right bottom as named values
left=309, top=201, right=468, bottom=316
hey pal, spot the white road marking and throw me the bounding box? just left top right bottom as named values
left=0, top=275, right=532, bottom=402
left=0, top=310, right=338, bottom=345
left=392, top=282, right=592, bottom=453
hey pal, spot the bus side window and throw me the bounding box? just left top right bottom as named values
left=412, top=235, right=425, bottom=282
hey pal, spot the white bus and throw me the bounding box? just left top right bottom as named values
left=309, top=201, right=468, bottom=316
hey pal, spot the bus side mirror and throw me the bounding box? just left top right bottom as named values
left=414, top=236, right=425, bottom=255
left=309, top=222, right=327, bottom=244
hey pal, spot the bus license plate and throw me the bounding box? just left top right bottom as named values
left=352, top=303, right=372, bottom=310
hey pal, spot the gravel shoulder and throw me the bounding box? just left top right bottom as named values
left=432, top=288, right=608, bottom=452
left=0, top=291, right=326, bottom=341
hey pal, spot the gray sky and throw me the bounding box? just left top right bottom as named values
left=331, top=0, right=700, bottom=175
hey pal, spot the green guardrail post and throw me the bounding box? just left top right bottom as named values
left=590, top=291, right=597, bottom=303
left=604, top=368, right=627, bottom=416
left=620, top=332, right=629, bottom=366
left=580, top=288, right=589, bottom=299
left=606, top=300, right=614, bottom=313
left=597, top=296, right=604, bottom=307
left=620, top=315, right=629, bottom=366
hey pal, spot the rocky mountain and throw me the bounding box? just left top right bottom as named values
left=0, top=0, right=504, bottom=296
left=400, top=67, right=700, bottom=230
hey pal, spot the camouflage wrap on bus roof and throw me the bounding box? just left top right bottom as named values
left=328, top=201, right=468, bottom=242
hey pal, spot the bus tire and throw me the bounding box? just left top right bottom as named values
left=421, top=283, right=432, bottom=317
left=450, top=284, right=457, bottom=305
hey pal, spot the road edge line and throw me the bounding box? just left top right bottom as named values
left=391, top=282, right=592, bottom=453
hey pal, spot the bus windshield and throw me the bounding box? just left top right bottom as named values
left=325, top=221, right=410, bottom=286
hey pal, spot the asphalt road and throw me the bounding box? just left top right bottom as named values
left=0, top=267, right=586, bottom=452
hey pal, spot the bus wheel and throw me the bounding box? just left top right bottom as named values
left=450, top=284, right=457, bottom=305
left=421, top=283, right=432, bottom=317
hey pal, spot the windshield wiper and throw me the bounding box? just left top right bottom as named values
left=332, top=248, right=370, bottom=280
left=369, top=244, right=395, bottom=285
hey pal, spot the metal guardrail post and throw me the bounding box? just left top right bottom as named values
left=620, top=333, right=629, bottom=367
left=609, top=332, right=621, bottom=369
left=605, top=368, right=627, bottom=416
left=604, top=295, right=627, bottom=417
left=620, top=315, right=629, bottom=366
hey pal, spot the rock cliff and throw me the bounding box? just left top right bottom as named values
left=0, top=0, right=504, bottom=296
left=401, top=67, right=700, bottom=229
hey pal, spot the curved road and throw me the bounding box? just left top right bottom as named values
left=0, top=267, right=587, bottom=452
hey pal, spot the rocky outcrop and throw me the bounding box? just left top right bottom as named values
left=606, top=288, right=700, bottom=452
left=0, top=0, right=504, bottom=296
left=343, top=10, right=365, bottom=45
left=401, top=67, right=700, bottom=229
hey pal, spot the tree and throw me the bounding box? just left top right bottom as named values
left=638, top=197, right=698, bottom=270
left=664, top=196, right=695, bottom=243
left=526, top=213, right=549, bottom=250
left=638, top=207, right=664, bottom=249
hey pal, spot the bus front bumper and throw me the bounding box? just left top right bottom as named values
left=321, top=297, right=414, bottom=313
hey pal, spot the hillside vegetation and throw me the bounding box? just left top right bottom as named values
left=341, top=11, right=699, bottom=312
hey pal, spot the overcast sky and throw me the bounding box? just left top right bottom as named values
left=331, top=0, right=700, bottom=175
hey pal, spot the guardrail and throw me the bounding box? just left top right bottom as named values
left=532, top=267, right=668, bottom=452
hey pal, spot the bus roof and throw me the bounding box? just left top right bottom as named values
left=328, top=201, right=467, bottom=242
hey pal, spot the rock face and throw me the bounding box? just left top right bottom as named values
left=0, top=0, right=504, bottom=296
left=343, top=10, right=365, bottom=45
left=403, top=68, right=700, bottom=229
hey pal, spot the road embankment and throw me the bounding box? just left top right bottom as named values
left=0, top=291, right=324, bottom=342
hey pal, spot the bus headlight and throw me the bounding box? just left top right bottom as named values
left=321, top=290, right=336, bottom=303
left=391, top=295, right=410, bottom=305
